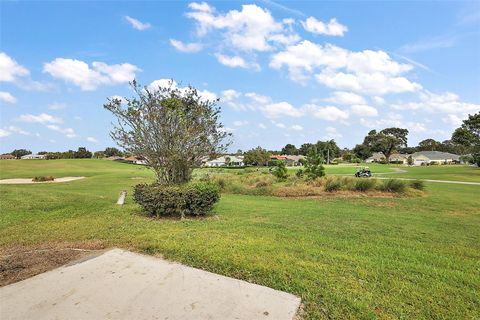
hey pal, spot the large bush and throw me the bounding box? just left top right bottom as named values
left=133, top=182, right=220, bottom=218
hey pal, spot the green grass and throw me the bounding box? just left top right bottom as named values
left=383, top=164, right=480, bottom=182
left=1, top=159, right=479, bottom=319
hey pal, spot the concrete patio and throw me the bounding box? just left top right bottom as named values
left=0, top=248, right=301, bottom=320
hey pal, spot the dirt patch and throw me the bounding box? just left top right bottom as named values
left=0, top=177, right=85, bottom=184
left=0, top=241, right=105, bottom=287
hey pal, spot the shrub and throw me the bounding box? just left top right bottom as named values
left=133, top=182, right=220, bottom=218
left=352, top=178, right=376, bottom=192
left=324, top=179, right=342, bottom=192
left=378, top=179, right=407, bottom=193
left=32, top=176, right=55, bottom=182
left=409, top=180, right=425, bottom=190
left=271, top=161, right=288, bottom=181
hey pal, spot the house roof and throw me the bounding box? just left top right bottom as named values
left=284, top=155, right=305, bottom=161
left=207, top=155, right=244, bottom=163
left=390, top=153, right=409, bottom=160
left=271, top=155, right=287, bottom=160
left=367, top=152, right=385, bottom=160
left=412, top=151, right=460, bottom=161
left=0, top=154, right=15, bottom=159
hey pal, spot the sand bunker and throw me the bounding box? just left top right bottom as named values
left=0, top=177, right=85, bottom=185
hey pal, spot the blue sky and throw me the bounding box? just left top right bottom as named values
left=1, top=0, right=479, bottom=153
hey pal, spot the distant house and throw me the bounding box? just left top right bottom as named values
left=21, top=154, right=45, bottom=160
left=125, top=156, right=147, bottom=165
left=389, top=153, right=409, bottom=164
left=411, top=151, right=460, bottom=165
left=106, top=156, right=125, bottom=161
left=271, top=155, right=304, bottom=166
left=365, top=152, right=385, bottom=163
left=205, top=155, right=244, bottom=167
left=0, top=154, right=16, bottom=160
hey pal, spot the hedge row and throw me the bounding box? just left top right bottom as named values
left=133, top=182, right=220, bottom=218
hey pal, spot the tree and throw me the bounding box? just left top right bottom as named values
left=74, top=147, right=92, bottom=158
left=280, top=143, right=298, bottom=155
left=104, top=147, right=123, bottom=157
left=298, top=143, right=315, bottom=155
left=417, top=139, right=441, bottom=151
left=368, top=128, right=409, bottom=162
left=104, top=80, right=231, bottom=184
left=11, top=149, right=32, bottom=159
left=93, top=151, right=105, bottom=158
left=452, top=112, right=480, bottom=165
left=243, top=146, right=271, bottom=166
left=302, top=147, right=325, bottom=180
left=353, top=144, right=372, bottom=160
left=315, top=140, right=340, bottom=160
left=225, top=156, right=231, bottom=166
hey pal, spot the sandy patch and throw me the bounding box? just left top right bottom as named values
left=0, top=176, right=85, bottom=184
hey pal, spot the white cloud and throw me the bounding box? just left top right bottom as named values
left=48, top=102, right=66, bottom=110
left=125, top=16, right=151, bottom=30
left=0, top=52, right=29, bottom=82
left=188, top=2, right=213, bottom=12
left=262, top=101, right=304, bottom=118
left=43, top=58, right=140, bottom=91
left=0, top=91, right=17, bottom=104
left=18, top=113, right=62, bottom=124
left=7, top=126, right=30, bottom=135
left=290, top=124, right=303, bottom=131
left=245, top=92, right=272, bottom=104
left=46, top=125, right=76, bottom=138
left=186, top=3, right=299, bottom=51
left=274, top=122, right=286, bottom=128
left=270, top=40, right=420, bottom=95
left=373, top=96, right=385, bottom=105
left=258, top=123, right=267, bottom=129
left=325, top=126, right=342, bottom=139
left=215, top=54, right=260, bottom=70
left=350, top=104, right=378, bottom=117
left=301, top=17, right=347, bottom=36
left=303, top=104, right=349, bottom=121
left=87, top=136, right=98, bottom=143
left=0, top=129, right=11, bottom=138
left=221, top=89, right=241, bottom=101
left=233, top=120, right=249, bottom=126
left=315, top=69, right=421, bottom=96
left=359, top=113, right=428, bottom=134
left=324, top=91, right=366, bottom=105
left=442, top=114, right=464, bottom=126
left=392, top=90, right=480, bottom=113
left=170, top=39, right=203, bottom=53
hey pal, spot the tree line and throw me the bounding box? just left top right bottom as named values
left=243, top=112, right=480, bottom=166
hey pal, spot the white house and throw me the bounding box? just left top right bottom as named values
left=411, top=151, right=460, bottom=165
left=204, top=155, right=244, bottom=167
left=21, top=154, right=46, bottom=160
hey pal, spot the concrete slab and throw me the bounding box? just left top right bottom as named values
left=0, top=249, right=300, bottom=320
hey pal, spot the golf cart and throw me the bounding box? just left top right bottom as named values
left=354, top=166, right=372, bottom=178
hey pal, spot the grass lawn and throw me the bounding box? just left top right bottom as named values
left=1, top=159, right=479, bottom=319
